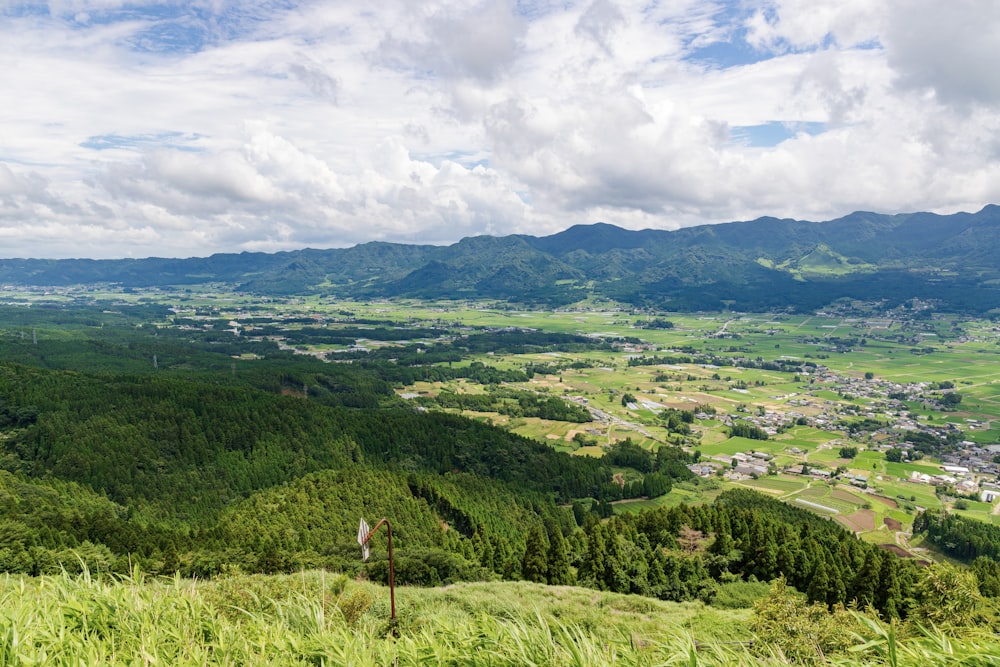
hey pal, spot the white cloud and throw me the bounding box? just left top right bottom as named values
left=374, top=1, right=526, bottom=82
left=884, top=0, right=1000, bottom=106
left=744, top=0, right=883, bottom=51
left=0, top=0, right=998, bottom=258
left=574, top=0, right=626, bottom=54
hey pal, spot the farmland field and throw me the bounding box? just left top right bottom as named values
left=5, top=287, right=1000, bottom=554
left=740, top=476, right=807, bottom=494
left=330, top=302, right=1000, bottom=550
left=227, top=300, right=1000, bottom=539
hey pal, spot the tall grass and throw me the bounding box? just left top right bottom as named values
left=1, top=570, right=996, bottom=665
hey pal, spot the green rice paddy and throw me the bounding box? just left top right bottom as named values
left=104, top=294, right=1000, bottom=550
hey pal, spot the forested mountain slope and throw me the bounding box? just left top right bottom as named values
left=0, top=301, right=620, bottom=578
left=0, top=358, right=609, bottom=575
left=1, top=300, right=996, bottom=625
left=3, top=205, right=1000, bottom=311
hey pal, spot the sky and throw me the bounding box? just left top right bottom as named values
left=1, top=0, right=999, bottom=259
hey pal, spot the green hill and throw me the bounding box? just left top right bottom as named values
left=766, top=243, right=876, bottom=279
left=4, top=205, right=1000, bottom=311
left=0, top=356, right=610, bottom=574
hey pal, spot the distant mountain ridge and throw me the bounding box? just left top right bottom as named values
left=4, top=205, right=1000, bottom=312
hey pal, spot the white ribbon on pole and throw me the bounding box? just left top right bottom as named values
left=358, top=517, right=371, bottom=561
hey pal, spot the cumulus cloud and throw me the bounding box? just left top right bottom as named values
left=0, top=164, right=47, bottom=200
left=744, top=0, right=883, bottom=51
left=374, top=1, right=526, bottom=82
left=884, top=0, right=1000, bottom=106
left=574, top=0, right=626, bottom=54
left=77, top=123, right=534, bottom=255
left=0, top=0, right=998, bottom=258
left=287, top=54, right=340, bottom=103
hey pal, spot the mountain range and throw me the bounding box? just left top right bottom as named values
left=5, top=205, right=1000, bottom=312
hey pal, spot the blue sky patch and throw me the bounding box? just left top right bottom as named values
left=417, top=150, right=490, bottom=170
left=730, top=121, right=826, bottom=147
left=2, top=3, right=48, bottom=19
left=52, top=2, right=300, bottom=55
left=680, top=0, right=769, bottom=68
left=80, top=132, right=203, bottom=152
left=680, top=1, right=844, bottom=69
left=686, top=34, right=772, bottom=68
left=129, top=16, right=208, bottom=54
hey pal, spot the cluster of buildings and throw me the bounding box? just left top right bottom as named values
left=727, top=450, right=773, bottom=478
left=686, top=450, right=774, bottom=480
left=906, top=462, right=1000, bottom=503
left=938, top=443, right=1000, bottom=477
left=677, top=359, right=1000, bottom=503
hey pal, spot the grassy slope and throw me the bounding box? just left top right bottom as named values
left=1, top=571, right=750, bottom=666
left=5, top=571, right=1000, bottom=666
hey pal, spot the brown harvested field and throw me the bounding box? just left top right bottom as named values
left=657, top=401, right=697, bottom=410
left=884, top=517, right=902, bottom=531
left=871, top=495, right=899, bottom=509
left=831, top=488, right=865, bottom=504
left=878, top=544, right=913, bottom=558
left=836, top=509, right=876, bottom=532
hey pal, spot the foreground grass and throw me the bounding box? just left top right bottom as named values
left=3, top=570, right=999, bottom=665
left=0, top=570, right=740, bottom=665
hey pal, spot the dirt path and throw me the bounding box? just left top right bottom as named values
left=779, top=478, right=812, bottom=501
left=566, top=396, right=660, bottom=442
left=894, top=527, right=918, bottom=555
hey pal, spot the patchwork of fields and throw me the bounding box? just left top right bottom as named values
left=6, top=287, right=999, bottom=559
left=342, top=303, right=1000, bottom=555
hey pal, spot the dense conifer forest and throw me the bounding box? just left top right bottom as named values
left=3, top=296, right=1000, bottom=667
left=0, top=366, right=935, bottom=618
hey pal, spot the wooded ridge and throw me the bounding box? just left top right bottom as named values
left=3, top=205, right=1000, bottom=311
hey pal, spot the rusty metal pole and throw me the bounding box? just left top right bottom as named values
left=386, top=520, right=396, bottom=623
left=361, top=518, right=397, bottom=627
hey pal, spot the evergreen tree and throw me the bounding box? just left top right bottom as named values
left=579, top=522, right=608, bottom=589
left=625, top=534, right=654, bottom=595
left=472, top=529, right=495, bottom=572
left=496, top=536, right=519, bottom=580
left=851, top=550, right=881, bottom=610
left=521, top=523, right=549, bottom=584
left=603, top=531, right=630, bottom=593
left=571, top=500, right=588, bottom=527
left=876, top=556, right=904, bottom=619
left=708, top=524, right=734, bottom=557
left=807, top=559, right=831, bottom=607
left=544, top=517, right=572, bottom=585
left=647, top=551, right=666, bottom=595
left=754, top=538, right=779, bottom=581
left=972, top=556, right=1000, bottom=597
left=828, top=560, right=847, bottom=607
left=776, top=543, right=796, bottom=579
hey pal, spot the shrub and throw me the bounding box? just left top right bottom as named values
left=337, top=588, right=375, bottom=626
left=712, top=579, right=771, bottom=609
left=750, top=578, right=858, bottom=663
